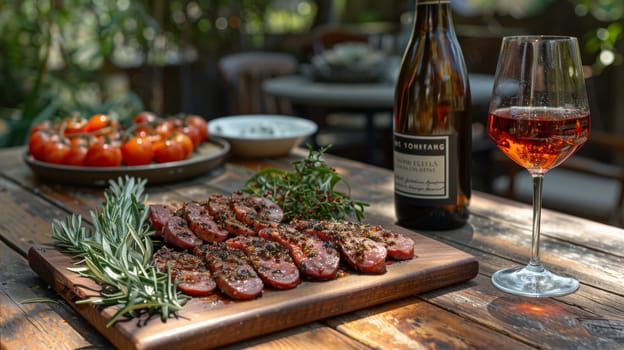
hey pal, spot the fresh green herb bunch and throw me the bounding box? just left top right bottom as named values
left=52, top=176, right=188, bottom=327
left=243, top=146, right=369, bottom=221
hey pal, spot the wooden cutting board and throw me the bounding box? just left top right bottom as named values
left=28, top=226, right=478, bottom=350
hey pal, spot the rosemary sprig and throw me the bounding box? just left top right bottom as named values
left=51, top=176, right=189, bottom=327
left=242, top=145, right=369, bottom=221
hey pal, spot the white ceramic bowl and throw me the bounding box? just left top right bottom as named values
left=208, top=115, right=318, bottom=158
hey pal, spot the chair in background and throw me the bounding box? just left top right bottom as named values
left=218, top=51, right=297, bottom=115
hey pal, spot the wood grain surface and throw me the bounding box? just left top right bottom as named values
left=2, top=145, right=624, bottom=350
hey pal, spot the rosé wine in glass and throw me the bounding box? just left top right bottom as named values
left=488, top=107, right=590, bottom=173
left=487, top=35, right=590, bottom=297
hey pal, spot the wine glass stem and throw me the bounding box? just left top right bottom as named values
left=529, top=173, right=544, bottom=269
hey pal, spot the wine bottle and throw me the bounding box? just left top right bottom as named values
left=393, top=0, right=471, bottom=230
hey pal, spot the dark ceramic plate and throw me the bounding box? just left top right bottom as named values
left=24, top=137, right=230, bottom=186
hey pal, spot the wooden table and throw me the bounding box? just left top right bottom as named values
left=2, top=145, right=623, bottom=349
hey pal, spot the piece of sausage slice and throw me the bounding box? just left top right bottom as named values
left=226, top=236, right=300, bottom=289
left=230, top=191, right=283, bottom=229
left=175, top=270, right=218, bottom=296
left=258, top=224, right=340, bottom=280
left=294, top=220, right=415, bottom=261
left=293, top=220, right=388, bottom=274
left=148, top=204, right=176, bottom=236
left=321, top=233, right=387, bottom=274
left=194, top=243, right=263, bottom=300
left=184, top=201, right=229, bottom=242
left=336, top=235, right=387, bottom=274
left=357, top=224, right=415, bottom=261
left=163, top=216, right=203, bottom=250
left=152, top=246, right=217, bottom=296
left=206, top=194, right=256, bottom=236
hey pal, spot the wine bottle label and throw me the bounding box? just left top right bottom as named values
left=393, top=133, right=457, bottom=202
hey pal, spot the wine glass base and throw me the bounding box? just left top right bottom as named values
left=491, top=264, right=579, bottom=297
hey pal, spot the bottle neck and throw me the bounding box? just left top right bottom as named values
left=413, top=0, right=454, bottom=32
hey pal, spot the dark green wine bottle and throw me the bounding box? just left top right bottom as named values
left=393, top=0, right=472, bottom=230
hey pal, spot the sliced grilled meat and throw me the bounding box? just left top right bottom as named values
left=184, top=201, right=229, bottom=242
left=360, top=224, right=414, bottom=260
left=163, top=216, right=203, bottom=250
left=226, top=236, right=300, bottom=289
left=338, top=236, right=387, bottom=274
left=230, top=191, right=283, bottom=230
left=175, top=270, right=219, bottom=297
left=258, top=224, right=340, bottom=280
left=295, top=220, right=414, bottom=261
left=148, top=204, right=176, bottom=236
left=194, top=243, right=263, bottom=300
left=152, top=246, right=216, bottom=296
left=205, top=194, right=256, bottom=236
left=293, top=220, right=387, bottom=274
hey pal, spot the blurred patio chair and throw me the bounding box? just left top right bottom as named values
left=219, top=51, right=297, bottom=115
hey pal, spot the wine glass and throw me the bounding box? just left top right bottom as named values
left=487, top=36, right=590, bottom=297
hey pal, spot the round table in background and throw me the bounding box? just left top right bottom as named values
left=263, top=73, right=495, bottom=166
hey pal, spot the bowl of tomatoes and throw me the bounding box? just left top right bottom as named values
left=208, top=115, right=317, bottom=158
left=24, top=112, right=230, bottom=186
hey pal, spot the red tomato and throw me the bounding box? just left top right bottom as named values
left=85, top=114, right=114, bottom=132
left=153, top=139, right=185, bottom=163
left=181, top=124, right=201, bottom=148
left=133, top=111, right=158, bottom=125
left=63, top=116, right=88, bottom=135
left=186, top=115, right=208, bottom=141
left=43, top=139, right=71, bottom=164
left=134, top=125, right=152, bottom=138
left=92, top=128, right=121, bottom=145
left=171, top=132, right=194, bottom=159
left=121, top=136, right=154, bottom=166
left=168, top=117, right=183, bottom=129
left=154, top=121, right=174, bottom=139
left=84, top=141, right=123, bottom=167
left=64, top=139, right=88, bottom=166
left=28, top=130, right=54, bottom=161
left=147, top=132, right=163, bottom=144
left=30, top=120, right=52, bottom=136
left=68, top=136, right=89, bottom=148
